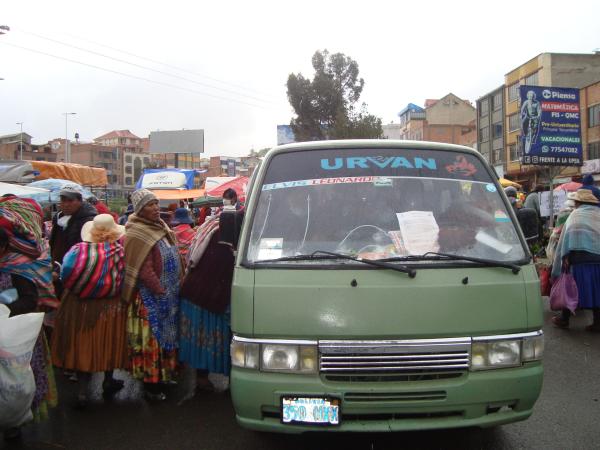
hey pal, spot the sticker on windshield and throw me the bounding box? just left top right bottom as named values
left=445, top=155, right=477, bottom=177
left=262, top=176, right=374, bottom=191
left=395, top=211, right=440, bottom=255
left=486, top=183, right=497, bottom=193
left=257, top=238, right=283, bottom=260
left=494, top=210, right=510, bottom=223
left=373, top=177, right=393, bottom=187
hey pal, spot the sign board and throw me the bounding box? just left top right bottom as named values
left=519, top=86, right=582, bottom=166
left=149, top=129, right=204, bottom=154
left=494, top=164, right=505, bottom=179
left=582, top=159, right=600, bottom=174
left=136, top=169, right=197, bottom=190
left=277, top=125, right=296, bottom=145
left=540, top=190, right=568, bottom=217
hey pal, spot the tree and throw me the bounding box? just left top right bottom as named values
left=286, top=50, right=383, bottom=141
left=249, top=147, right=271, bottom=157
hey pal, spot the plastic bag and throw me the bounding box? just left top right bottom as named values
left=539, top=266, right=551, bottom=297
left=549, top=271, right=579, bottom=313
left=0, top=304, right=44, bottom=429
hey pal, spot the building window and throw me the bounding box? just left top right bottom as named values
left=509, top=144, right=521, bottom=161
left=480, top=126, right=489, bottom=142
left=125, top=166, right=132, bottom=174
left=524, top=71, right=539, bottom=87
left=508, top=83, right=519, bottom=102
left=492, top=122, right=503, bottom=139
left=479, top=100, right=489, bottom=117
left=509, top=113, right=520, bottom=132
left=143, top=157, right=150, bottom=165
left=589, top=104, right=600, bottom=128
left=492, top=92, right=503, bottom=110
left=589, top=142, right=600, bottom=160
left=493, top=149, right=503, bottom=163
left=125, top=177, right=132, bottom=186
left=125, top=155, right=132, bottom=163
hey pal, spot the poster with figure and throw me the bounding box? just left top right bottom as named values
left=519, top=86, right=582, bottom=166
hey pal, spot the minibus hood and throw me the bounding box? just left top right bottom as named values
left=252, top=266, right=529, bottom=338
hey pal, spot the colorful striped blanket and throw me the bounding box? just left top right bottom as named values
left=0, top=243, right=59, bottom=309
left=0, top=195, right=44, bottom=258
left=61, top=241, right=125, bottom=299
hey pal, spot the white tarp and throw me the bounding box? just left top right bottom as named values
left=0, top=182, right=49, bottom=197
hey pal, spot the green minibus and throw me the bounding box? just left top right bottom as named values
left=230, top=140, right=543, bottom=433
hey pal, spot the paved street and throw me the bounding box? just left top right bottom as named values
left=3, top=299, right=600, bottom=450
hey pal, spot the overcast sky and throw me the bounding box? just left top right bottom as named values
left=1, top=0, right=599, bottom=157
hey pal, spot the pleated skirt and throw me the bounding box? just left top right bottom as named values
left=51, top=290, right=128, bottom=372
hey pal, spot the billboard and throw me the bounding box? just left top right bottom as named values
left=149, top=129, right=204, bottom=154
left=519, top=86, right=582, bottom=166
left=136, top=168, right=198, bottom=190
left=277, top=125, right=296, bottom=145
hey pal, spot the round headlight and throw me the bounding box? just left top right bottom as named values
left=262, top=345, right=299, bottom=371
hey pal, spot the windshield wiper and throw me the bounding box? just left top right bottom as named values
left=255, top=250, right=417, bottom=278
left=380, top=251, right=521, bottom=274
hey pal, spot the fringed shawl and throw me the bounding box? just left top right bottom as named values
left=121, top=214, right=176, bottom=303
left=552, top=204, right=600, bottom=277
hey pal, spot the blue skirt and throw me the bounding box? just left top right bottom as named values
left=572, top=263, right=600, bottom=309
left=179, top=299, right=231, bottom=375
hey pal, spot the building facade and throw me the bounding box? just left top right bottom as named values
left=384, top=95, right=477, bottom=147
left=477, top=86, right=506, bottom=173
left=581, top=80, right=600, bottom=180
left=502, top=52, right=600, bottom=186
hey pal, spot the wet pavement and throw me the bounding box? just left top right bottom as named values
left=2, top=299, right=600, bottom=450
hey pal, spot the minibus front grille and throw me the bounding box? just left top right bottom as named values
left=323, top=371, right=464, bottom=383
left=319, top=339, right=470, bottom=380
left=344, top=390, right=447, bottom=402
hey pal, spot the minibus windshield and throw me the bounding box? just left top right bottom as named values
left=246, top=148, right=527, bottom=264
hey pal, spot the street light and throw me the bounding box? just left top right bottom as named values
left=16, top=122, right=23, bottom=160
left=63, top=112, right=76, bottom=163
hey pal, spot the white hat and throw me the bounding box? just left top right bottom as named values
left=81, top=214, right=125, bottom=243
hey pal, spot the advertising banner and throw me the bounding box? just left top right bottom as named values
left=136, top=168, right=198, bottom=190
left=519, top=85, right=582, bottom=166
left=540, top=190, right=568, bottom=217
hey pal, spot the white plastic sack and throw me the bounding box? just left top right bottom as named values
left=0, top=304, right=44, bottom=429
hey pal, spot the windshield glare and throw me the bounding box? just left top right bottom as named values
left=246, top=149, right=527, bottom=264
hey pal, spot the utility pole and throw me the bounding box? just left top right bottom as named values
left=16, top=122, right=23, bottom=160
left=63, top=112, right=76, bottom=162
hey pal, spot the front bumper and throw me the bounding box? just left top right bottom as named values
left=231, top=362, right=543, bottom=433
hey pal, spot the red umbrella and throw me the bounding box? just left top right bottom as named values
left=553, top=181, right=582, bottom=192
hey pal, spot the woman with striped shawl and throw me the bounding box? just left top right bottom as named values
left=51, top=214, right=128, bottom=409
left=122, top=189, right=182, bottom=401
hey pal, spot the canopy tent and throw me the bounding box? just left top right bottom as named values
left=30, top=161, right=108, bottom=187
left=0, top=182, right=49, bottom=198
left=206, top=176, right=249, bottom=202
left=499, top=178, right=522, bottom=189
left=190, top=196, right=223, bottom=208
left=204, top=176, right=238, bottom=192
left=25, top=179, right=94, bottom=204
left=151, top=189, right=205, bottom=200
left=136, top=168, right=201, bottom=190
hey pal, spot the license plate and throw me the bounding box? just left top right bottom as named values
left=281, top=397, right=340, bottom=425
